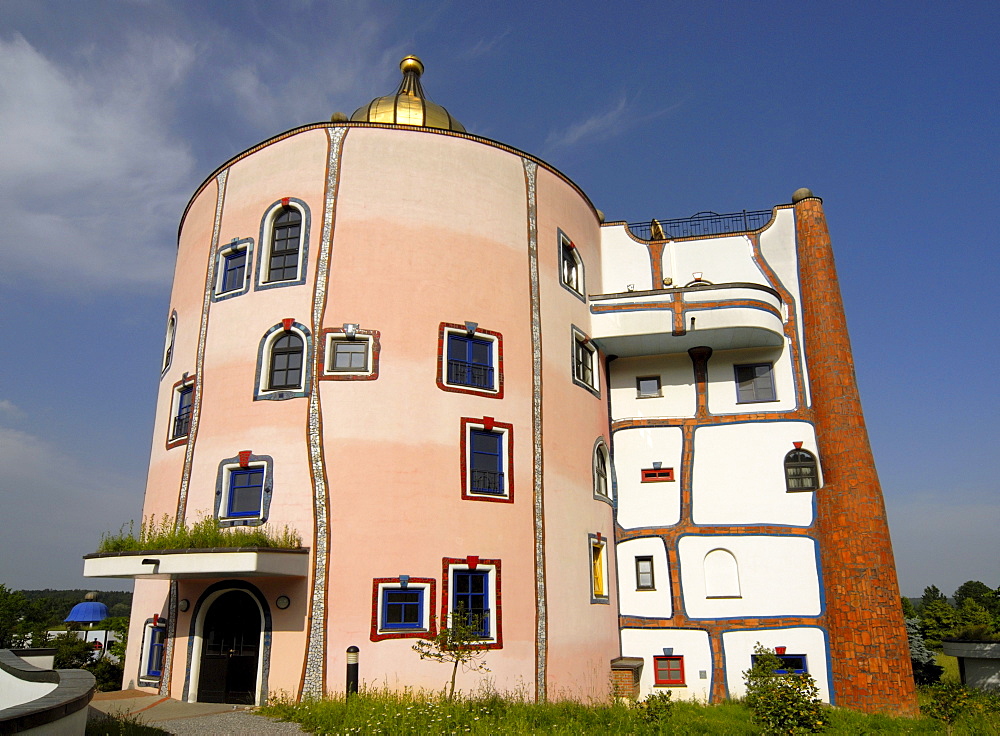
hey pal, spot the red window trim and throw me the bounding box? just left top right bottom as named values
left=436, top=322, right=504, bottom=399
left=641, top=468, right=674, bottom=482
left=653, top=655, right=685, bottom=686
left=460, top=417, right=515, bottom=504
left=369, top=577, right=437, bottom=642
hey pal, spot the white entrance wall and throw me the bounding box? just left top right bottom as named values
left=620, top=627, right=713, bottom=701
left=691, top=421, right=818, bottom=526
left=722, top=626, right=831, bottom=702
left=678, top=535, right=821, bottom=619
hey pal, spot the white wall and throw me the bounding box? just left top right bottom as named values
left=616, top=537, right=672, bottom=618
left=678, top=535, right=821, bottom=619
left=610, top=354, right=696, bottom=421
left=691, top=421, right=818, bottom=526
left=0, top=667, right=57, bottom=709
left=620, top=627, right=713, bottom=701
left=613, top=426, right=683, bottom=529
left=666, top=235, right=768, bottom=287
left=598, top=226, right=653, bottom=294
left=705, top=345, right=797, bottom=414
left=722, top=626, right=831, bottom=702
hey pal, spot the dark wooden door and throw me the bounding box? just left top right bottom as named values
left=197, top=590, right=260, bottom=704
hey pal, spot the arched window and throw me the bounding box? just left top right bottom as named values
left=266, top=207, right=302, bottom=282
left=784, top=449, right=819, bottom=491
left=593, top=442, right=610, bottom=499
left=269, top=333, right=304, bottom=390
left=704, top=548, right=741, bottom=598
left=162, top=312, right=176, bottom=375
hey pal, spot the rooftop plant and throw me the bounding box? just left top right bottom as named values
left=96, top=514, right=302, bottom=554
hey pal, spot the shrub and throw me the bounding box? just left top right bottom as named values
left=636, top=690, right=674, bottom=723
left=743, top=644, right=825, bottom=734
left=923, top=681, right=971, bottom=730
left=87, top=657, right=125, bottom=691
left=97, top=514, right=301, bottom=553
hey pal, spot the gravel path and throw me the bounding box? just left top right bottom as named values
left=146, top=709, right=308, bottom=735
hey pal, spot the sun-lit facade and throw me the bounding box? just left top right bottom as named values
left=85, top=57, right=916, bottom=714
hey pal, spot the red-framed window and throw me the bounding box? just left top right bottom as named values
left=653, top=655, right=685, bottom=686
left=641, top=468, right=674, bottom=482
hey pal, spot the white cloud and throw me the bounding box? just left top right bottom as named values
left=0, top=33, right=195, bottom=293
left=0, top=400, right=24, bottom=419
left=542, top=94, right=684, bottom=155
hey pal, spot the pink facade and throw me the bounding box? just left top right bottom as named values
left=121, top=123, right=619, bottom=703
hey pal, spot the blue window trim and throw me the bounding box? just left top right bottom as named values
left=381, top=588, right=425, bottom=630
left=469, top=429, right=504, bottom=495
left=212, top=237, right=254, bottom=302
left=214, top=453, right=274, bottom=527
left=446, top=333, right=495, bottom=390
left=139, top=618, right=167, bottom=683
left=254, top=322, right=312, bottom=401
left=734, top=362, right=777, bottom=403
left=452, top=569, right=490, bottom=637
left=752, top=653, right=808, bottom=675
left=227, top=467, right=265, bottom=517
left=255, top=198, right=311, bottom=291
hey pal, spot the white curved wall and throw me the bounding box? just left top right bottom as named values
left=598, top=226, right=653, bottom=293
left=616, top=537, right=672, bottom=618
left=613, top=426, right=683, bottom=529
left=722, top=626, right=831, bottom=701
left=678, top=535, right=821, bottom=619
left=620, top=627, right=713, bottom=701
left=666, top=235, right=769, bottom=287
left=691, top=421, right=817, bottom=526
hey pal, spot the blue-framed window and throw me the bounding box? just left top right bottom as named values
left=221, top=250, right=248, bottom=293
left=735, top=363, right=776, bottom=403
left=266, top=207, right=302, bottom=282
left=752, top=653, right=808, bottom=675
left=172, top=385, right=193, bottom=439
left=381, top=588, right=424, bottom=630
left=143, top=622, right=166, bottom=679
left=452, top=569, right=489, bottom=637
left=227, top=468, right=265, bottom=517
left=447, top=334, right=494, bottom=389
left=470, top=430, right=504, bottom=495
left=269, top=333, right=304, bottom=389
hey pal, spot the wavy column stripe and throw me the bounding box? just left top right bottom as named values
left=158, top=580, right=178, bottom=696
left=299, top=126, right=348, bottom=699
left=521, top=158, right=547, bottom=701
left=175, top=170, right=228, bottom=527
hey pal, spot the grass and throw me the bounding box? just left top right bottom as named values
left=259, top=687, right=1000, bottom=735
left=96, top=514, right=302, bottom=554
left=936, top=652, right=961, bottom=684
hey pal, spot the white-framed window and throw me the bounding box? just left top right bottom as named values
left=213, top=238, right=254, bottom=301
left=326, top=335, right=373, bottom=375
left=593, top=441, right=611, bottom=501
left=137, top=617, right=167, bottom=685
left=572, top=328, right=598, bottom=395
left=461, top=418, right=513, bottom=502
left=214, top=453, right=274, bottom=527
left=635, top=556, right=655, bottom=590
left=162, top=311, right=177, bottom=376
left=438, top=323, right=503, bottom=397
left=559, top=231, right=584, bottom=299
left=589, top=534, right=609, bottom=603
left=444, top=558, right=501, bottom=647
left=371, top=577, right=435, bottom=641
left=255, top=322, right=311, bottom=401
left=256, top=199, right=310, bottom=289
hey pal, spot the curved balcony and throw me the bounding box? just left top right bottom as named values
left=589, top=282, right=784, bottom=357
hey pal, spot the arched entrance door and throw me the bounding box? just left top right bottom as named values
left=197, top=590, right=261, bottom=704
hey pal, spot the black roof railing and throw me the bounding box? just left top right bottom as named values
left=626, top=209, right=774, bottom=241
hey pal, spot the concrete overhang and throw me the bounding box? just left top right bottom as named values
left=82, top=547, right=309, bottom=579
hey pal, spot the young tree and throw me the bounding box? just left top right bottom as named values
left=52, top=632, right=94, bottom=669
left=953, top=581, right=999, bottom=617
left=920, top=585, right=947, bottom=611
left=906, top=617, right=943, bottom=685
left=0, top=585, right=27, bottom=648
left=412, top=608, right=490, bottom=700
left=920, top=599, right=958, bottom=648
left=742, top=644, right=825, bottom=734
left=901, top=596, right=917, bottom=618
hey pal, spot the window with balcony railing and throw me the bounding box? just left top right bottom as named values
left=447, top=333, right=494, bottom=389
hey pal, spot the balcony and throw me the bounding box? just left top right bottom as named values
left=447, top=360, right=494, bottom=390
left=470, top=470, right=504, bottom=495
left=82, top=547, right=309, bottom=580
left=589, top=282, right=784, bottom=357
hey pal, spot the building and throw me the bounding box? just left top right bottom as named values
left=84, top=56, right=916, bottom=714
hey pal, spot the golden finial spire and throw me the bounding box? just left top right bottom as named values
left=350, top=56, right=466, bottom=132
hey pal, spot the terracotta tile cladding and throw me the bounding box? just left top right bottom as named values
left=794, top=198, right=917, bottom=715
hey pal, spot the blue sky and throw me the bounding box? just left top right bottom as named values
left=0, top=1, right=996, bottom=597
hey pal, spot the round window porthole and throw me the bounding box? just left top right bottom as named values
left=276, top=595, right=290, bottom=610
left=178, top=599, right=190, bottom=612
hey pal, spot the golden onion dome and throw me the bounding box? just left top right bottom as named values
left=350, top=55, right=466, bottom=132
